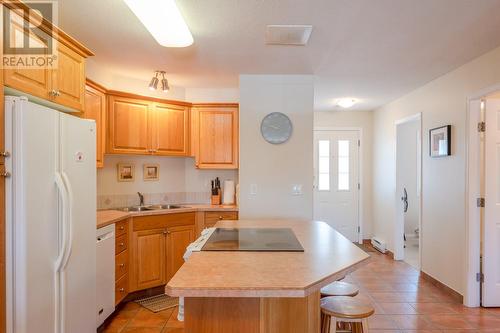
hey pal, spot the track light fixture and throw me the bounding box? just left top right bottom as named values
left=149, top=71, right=169, bottom=92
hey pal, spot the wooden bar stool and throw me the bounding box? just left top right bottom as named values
left=320, top=281, right=359, bottom=298
left=320, top=296, right=374, bottom=333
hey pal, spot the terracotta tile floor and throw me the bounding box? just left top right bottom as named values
left=101, top=248, right=500, bottom=333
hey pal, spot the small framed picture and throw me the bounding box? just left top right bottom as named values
left=429, top=125, right=451, bottom=157
left=117, top=163, right=135, bottom=182
left=143, top=164, right=160, bottom=181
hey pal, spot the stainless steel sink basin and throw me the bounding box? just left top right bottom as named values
left=120, top=204, right=184, bottom=212
left=148, top=204, right=184, bottom=210
left=120, top=206, right=154, bottom=212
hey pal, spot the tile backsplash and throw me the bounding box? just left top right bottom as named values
left=97, top=191, right=212, bottom=210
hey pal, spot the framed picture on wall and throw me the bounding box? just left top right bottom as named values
left=429, top=125, right=451, bottom=157
left=117, top=163, right=135, bottom=182
left=143, top=164, right=160, bottom=181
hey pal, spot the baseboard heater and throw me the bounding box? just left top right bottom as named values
left=371, top=237, right=387, bottom=254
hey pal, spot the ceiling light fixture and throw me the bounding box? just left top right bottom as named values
left=148, top=71, right=159, bottom=91
left=149, top=71, right=169, bottom=93
left=160, top=72, right=170, bottom=92
left=123, top=0, right=194, bottom=48
left=336, top=98, right=358, bottom=109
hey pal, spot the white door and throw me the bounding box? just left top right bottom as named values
left=313, top=130, right=360, bottom=242
left=483, top=98, right=500, bottom=306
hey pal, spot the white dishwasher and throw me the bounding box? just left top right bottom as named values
left=96, top=224, right=115, bottom=327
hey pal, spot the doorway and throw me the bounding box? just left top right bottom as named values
left=394, top=114, right=422, bottom=268
left=313, top=129, right=361, bottom=243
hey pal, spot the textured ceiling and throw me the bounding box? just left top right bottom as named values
left=58, top=0, right=500, bottom=111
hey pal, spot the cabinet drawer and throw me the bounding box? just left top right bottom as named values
left=204, top=211, right=238, bottom=225
left=115, top=275, right=128, bottom=305
left=115, top=249, right=128, bottom=281
left=115, top=233, right=128, bottom=255
left=116, top=219, right=128, bottom=237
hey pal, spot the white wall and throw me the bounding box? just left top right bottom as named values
left=372, top=45, right=500, bottom=295
left=239, top=75, right=314, bottom=219
left=185, top=88, right=239, bottom=103
left=98, top=155, right=238, bottom=196
left=314, top=111, right=374, bottom=239
left=86, top=58, right=186, bottom=100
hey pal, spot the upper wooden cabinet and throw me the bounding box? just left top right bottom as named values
left=83, top=80, right=106, bottom=168
left=107, top=93, right=190, bottom=156
left=51, top=43, right=86, bottom=110
left=2, top=2, right=93, bottom=111
left=107, top=95, right=151, bottom=155
left=152, top=102, right=189, bottom=156
left=191, top=104, right=239, bottom=169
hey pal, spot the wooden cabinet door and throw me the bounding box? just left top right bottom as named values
left=166, top=225, right=195, bottom=282
left=194, top=105, right=239, bottom=169
left=108, top=96, right=151, bottom=154
left=3, top=17, right=52, bottom=100
left=151, top=103, right=189, bottom=156
left=52, top=43, right=85, bottom=111
left=84, top=83, right=106, bottom=167
left=133, top=229, right=166, bottom=290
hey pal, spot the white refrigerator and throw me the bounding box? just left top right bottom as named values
left=4, top=96, right=97, bottom=333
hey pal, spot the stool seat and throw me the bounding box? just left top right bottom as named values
left=320, top=281, right=359, bottom=297
left=320, top=296, right=374, bottom=319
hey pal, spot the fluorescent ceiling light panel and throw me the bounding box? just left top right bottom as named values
left=336, top=98, right=358, bottom=108
left=123, top=0, right=193, bottom=47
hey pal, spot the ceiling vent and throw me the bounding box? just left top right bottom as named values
left=265, top=25, right=313, bottom=46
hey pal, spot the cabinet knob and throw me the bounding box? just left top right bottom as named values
left=163, top=230, right=167, bottom=235
left=119, top=263, right=125, bottom=268
left=49, top=90, right=56, bottom=96
left=120, top=226, right=124, bottom=230
left=119, top=288, right=125, bottom=292
left=119, top=242, right=124, bottom=247
left=0, top=151, right=10, bottom=157
left=219, top=216, right=223, bottom=220
left=1, top=171, right=11, bottom=178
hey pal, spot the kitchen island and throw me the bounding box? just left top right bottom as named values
left=166, top=219, right=370, bottom=333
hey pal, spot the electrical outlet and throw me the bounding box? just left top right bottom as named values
left=292, top=184, right=303, bottom=195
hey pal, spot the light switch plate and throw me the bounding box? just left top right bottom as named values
left=250, top=184, right=258, bottom=195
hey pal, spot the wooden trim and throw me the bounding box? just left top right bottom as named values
left=420, top=271, right=463, bottom=303
left=106, top=90, right=192, bottom=107
left=192, top=103, right=239, bottom=108
left=386, top=250, right=394, bottom=259
left=85, top=78, right=107, bottom=94
left=3, top=0, right=94, bottom=57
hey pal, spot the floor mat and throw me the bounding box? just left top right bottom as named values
left=134, top=294, right=179, bottom=313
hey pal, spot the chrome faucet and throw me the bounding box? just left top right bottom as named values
left=137, top=192, right=145, bottom=206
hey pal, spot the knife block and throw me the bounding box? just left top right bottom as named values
left=211, top=193, right=221, bottom=205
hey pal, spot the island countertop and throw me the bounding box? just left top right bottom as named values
left=166, top=219, right=370, bottom=298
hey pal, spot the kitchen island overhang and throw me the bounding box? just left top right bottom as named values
left=166, top=219, right=370, bottom=333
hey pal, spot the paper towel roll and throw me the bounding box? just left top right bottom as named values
left=222, top=180, right=235, bottom=205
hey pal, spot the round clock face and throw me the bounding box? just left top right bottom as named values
left=260, top=112, right=293, bottom=144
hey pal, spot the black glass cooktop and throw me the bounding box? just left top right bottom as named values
left=201, top=228, right=304, bottom=252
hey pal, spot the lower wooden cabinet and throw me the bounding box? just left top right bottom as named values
left=204, top=211, right=239, bottom=228
left=130, top=213, right=195, bottom=292
left=166, top=225, right=195, bottom=282
left=133, top=228, right=166, bottom=290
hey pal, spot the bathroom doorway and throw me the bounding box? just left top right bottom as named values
left=394, top=114, right=422, bottom=268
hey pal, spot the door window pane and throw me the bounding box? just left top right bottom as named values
left=318, top=140, right=330, bottom=191
left=338, top=140, right=350, bottom=191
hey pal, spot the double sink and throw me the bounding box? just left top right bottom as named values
left=120, top=204, right=184, bottom=212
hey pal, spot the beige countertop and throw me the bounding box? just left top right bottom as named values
left=96, top=204, right=238, bottom=229
left=165, top=219, right=369, bottom=298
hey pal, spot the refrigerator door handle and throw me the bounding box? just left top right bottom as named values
left=54, top=172, right=73, bottom=333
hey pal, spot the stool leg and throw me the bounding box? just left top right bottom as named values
left=361, top=318, right=370, bottom=333
left=329, top=317, right=337, bottom=333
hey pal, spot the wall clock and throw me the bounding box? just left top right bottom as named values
left=260, top=112, right=293, bottom=144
